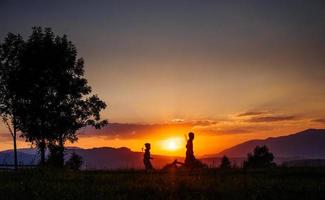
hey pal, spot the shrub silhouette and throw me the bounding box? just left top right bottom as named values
left=65, top=152, right=83, bottom=171
left=243, top=145, right=276, bottom=168
left=219, top=155, right=231, bottom=170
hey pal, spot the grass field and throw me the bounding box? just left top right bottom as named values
left=1, top=168, right=325, bottom=200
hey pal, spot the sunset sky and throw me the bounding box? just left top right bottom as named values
left=1, top=0, right=325, bottom=156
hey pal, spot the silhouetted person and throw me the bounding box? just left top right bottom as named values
left=184, top=132, right=207, bottom=169
left=185, top=132, right=196, bottom=167
left=143, top=143, right=153, bottom=171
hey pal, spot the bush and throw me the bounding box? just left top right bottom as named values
left=65, top=152, right=83, bottom=170
left=219, top=156, right=231, bottom=170
left=243, top=145, right=276, bottom=168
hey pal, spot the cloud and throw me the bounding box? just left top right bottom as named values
left=190, top=120, right=218, bottom=126
left=0, top=132, right=12, bottom=142
left=235, top=109, right=302, bottom=123
left=312, top=118, right=325, bottom=124
left=202, top=128, right=253, bottom=135
left=78, top=121, right=252, bottom=139
left=237, top=111, right=267, bottom=117
left=79, top=121, right=210, bottom=139
left=171, top=119, right=217, bottom=126
left=193, top=120, right=276, bottom=135
left=79, top=123, right=166, bottom=139
left=247, top=115, right=297, bottom=123
left=78, top=120, right=218, bottom=139
left=80, top=113, right=302, bottom=139
left=171, top=119, right=185, bottom=123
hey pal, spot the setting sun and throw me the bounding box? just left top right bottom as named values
left=162, top=138, right=183, bottom=151
left=167, top=140, right=177, bottom=150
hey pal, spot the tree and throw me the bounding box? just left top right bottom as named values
left=219, top=155, right=231, bottom=170
left=243, top=145, right=276, bottom=168
left=0, top=33, right=25, bottom=170
left=1, top=27, right=107, bottom=166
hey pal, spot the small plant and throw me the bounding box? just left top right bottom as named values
left=65, top=152, right=83, bottom=171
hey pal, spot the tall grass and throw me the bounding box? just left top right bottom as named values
left=1, top=167, right=325, bottom=200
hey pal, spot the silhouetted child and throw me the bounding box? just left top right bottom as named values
left=143, top=143, right=153, bottom=171
left=185, top=132, right=196, bottom=167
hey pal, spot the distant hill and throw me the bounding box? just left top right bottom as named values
left=0, top=151, right=37, bottom=165
left=0, top=147, right=183, bottom=169
left=68, top=147, right=183, bottom=169
left=2, top=129, right=325, bottom=169
left=217, top=129, right=325, bottom=159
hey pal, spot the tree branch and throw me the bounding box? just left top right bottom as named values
left=2, top=116, right=14, bottom=138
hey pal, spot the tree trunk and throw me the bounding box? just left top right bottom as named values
left=58, top=134, right=65, bottom=167
left=13, top=126, right=17, bottom=170
left=39, top=138, right=46, bottom=166
left=3, top=116, right=18, bottom=170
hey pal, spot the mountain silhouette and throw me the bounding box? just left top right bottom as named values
left=217, top=129, right=325, bottom=159
left=0, top=151, right=37, bottom=165
left=0, top=147, right=183, bottom=169
left=2, top=129, right=325, bottom=168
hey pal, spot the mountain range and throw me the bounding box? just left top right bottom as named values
left=1, top=129, right=325, bottom=169
left=0, top=147, right=183, bottom=169
left=217, top=129, right=325, bottom=159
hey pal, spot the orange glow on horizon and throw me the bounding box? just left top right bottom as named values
left=161, top=137, right=184, bottom=151
left=1, top=117, right=325, bottom=157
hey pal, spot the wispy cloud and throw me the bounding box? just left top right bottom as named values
left=78, top=110, right=309, bottom=140
left=193, top=119, right=275, bottom=135
left=171, top=119, right=184, bottom=123
left=202, top=128, right=253, bottom=135
left=79, top=120, right=218, bottom=139
left=236, top=109, right=300, bottom=123
left=237, top=111, right=267, bottom=117
left=190, top=120, right=218, bottom=126
left=247, top=115, right=297, bottom=123
left=312, top=118, right=325, bottom=124
left=0, top=132, right=12, bottom=142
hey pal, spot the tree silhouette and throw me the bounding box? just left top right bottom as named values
left=243, top=145, right=276, bottom=168
left=219, top=155, right=231, bottom=170
left=1, top=27, right=107, bottom=166
left=0, top=33, right=25, bottom=170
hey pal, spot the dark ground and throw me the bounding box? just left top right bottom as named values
left=1, top=168, right=325, bottom=200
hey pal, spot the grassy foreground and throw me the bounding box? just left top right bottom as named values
left=1, top=168, right=325, bottom=200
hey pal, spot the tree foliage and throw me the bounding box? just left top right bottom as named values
left=1, top=27, right=107, bottom=166
left=243, top=145, right=276, bottom=168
